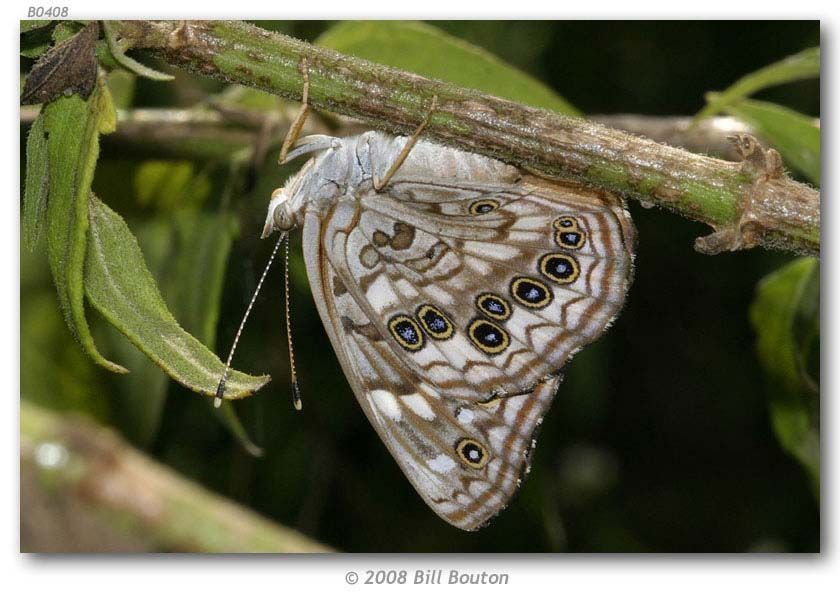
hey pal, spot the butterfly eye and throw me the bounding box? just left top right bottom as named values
left=455, top=438, right=490, bottom=469
left=273, top=204, right=294, bottom=231
left=476, top=293, right=511, bottom=321
left=510, top=277, right=553, bottom=309
left=469, top=199, right=500, bottom=215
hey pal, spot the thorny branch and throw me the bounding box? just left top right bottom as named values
left=102, top=21, right=821, bottom=255
left=19, top=106, right=778, bottom=163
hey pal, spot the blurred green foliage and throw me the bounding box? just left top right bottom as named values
left=20, top=20, right=819, bottom=552
left=695, top=46, right=820, bottom=184
left=695, top=47, right=819, bottom=121
left=750, top=258, right=819, bottom=492
left=317, top=21, right=580, bottom=115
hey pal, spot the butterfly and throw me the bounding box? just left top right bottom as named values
left=260, top=131, right=635, bottom=530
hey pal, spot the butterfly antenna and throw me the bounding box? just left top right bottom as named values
left=214, top=232, right=287, bottom=407
left=284, top=234, right=303, bottom=411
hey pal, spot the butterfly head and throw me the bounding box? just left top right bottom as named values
left=262, top=187, right=297, bottom=239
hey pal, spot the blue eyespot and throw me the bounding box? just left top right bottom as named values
left=416, top=304, right=455, bottom=340
left=476, top=293, right=511, bottom=321
left=510, top=277, right=553, bottom=309
left=540, top=253, right=580, bottom=284
left=388, top=315, right=425, bottom=351
left=467, top=318, right=510, bottom=355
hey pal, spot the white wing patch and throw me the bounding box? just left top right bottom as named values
left=370, top=389, right=402, bottom=422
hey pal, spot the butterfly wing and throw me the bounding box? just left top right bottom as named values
left=294, top=133, right=634, bottom=530
left=303, top=209, right=562, bottom=530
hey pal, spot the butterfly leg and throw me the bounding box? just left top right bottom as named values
left=373, top=95, right=439, bottom=191
left=278, top=57, right=312, bottom=165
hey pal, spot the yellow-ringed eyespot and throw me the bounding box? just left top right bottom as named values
left=467, top=318, right=510, bottom=355
left=539, top=252, right=580, bottom=284
left=552, top=215, right=579, bottom=230
left=469, top=199, right=500, bottom=215
left=455, top=438, right=490, bottom=469
left=475, top=292, right=512, bottom=321
left=388, top=314, right=425, bottom=352
left=415, top=304, right=455, bottom=340
left=509, top=276, right=553, bottom=309
left=554, top=228, right=586, bottom=249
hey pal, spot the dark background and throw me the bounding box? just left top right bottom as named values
left=22, top=21, right=820, bottom=551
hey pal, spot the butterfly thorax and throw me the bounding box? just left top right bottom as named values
left=264, top=133, right=389, bottom=238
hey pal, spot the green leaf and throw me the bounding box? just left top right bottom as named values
left=317, top=20, right=580, bottom=116
left=717, top=98, right=820, bottom=185
left=85, top=195, right=270, bottom=400
left=21, top=20, right=52, bottom=33
left=23, top=113, right=49, bottom=250
left=696, top=47, right=820, bottom=121
left=42, top=81, right=125, bottom=373
left=20, top=21, right=55, bottom=59
left=750, top=258, right=820, bottom=490
left=103, top=208, right=260, bottom=452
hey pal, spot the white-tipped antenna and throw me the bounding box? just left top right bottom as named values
left=214, top=231, right=287, bottom=407
left=284, top=234, right=303, bottom=410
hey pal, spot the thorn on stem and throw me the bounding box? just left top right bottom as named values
left=695, top=135, right=785, bottom=255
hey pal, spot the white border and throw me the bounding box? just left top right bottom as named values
left=5, top=2, right=835, bottom=598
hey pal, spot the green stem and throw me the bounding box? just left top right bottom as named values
left=109, top=20, right=819, bottom=256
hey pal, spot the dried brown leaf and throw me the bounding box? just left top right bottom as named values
left=21, top=21, right=99, bottom=105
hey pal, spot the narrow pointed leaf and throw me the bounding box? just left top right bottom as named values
left=103, top=20, right=175, bottom=81
left=696, top=47, right=820, bottom=121
left=42, top=82, right=125, bottom=373
left=85, top=195, right=270, bottom=399
left=317, top=20, right=579, bottom=115
left=106, top=204, right=263, bottom=453
left=174, top=211, right=264, bottom=456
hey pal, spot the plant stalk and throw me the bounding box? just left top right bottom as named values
left=106, top=20, right=820, bottom=255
